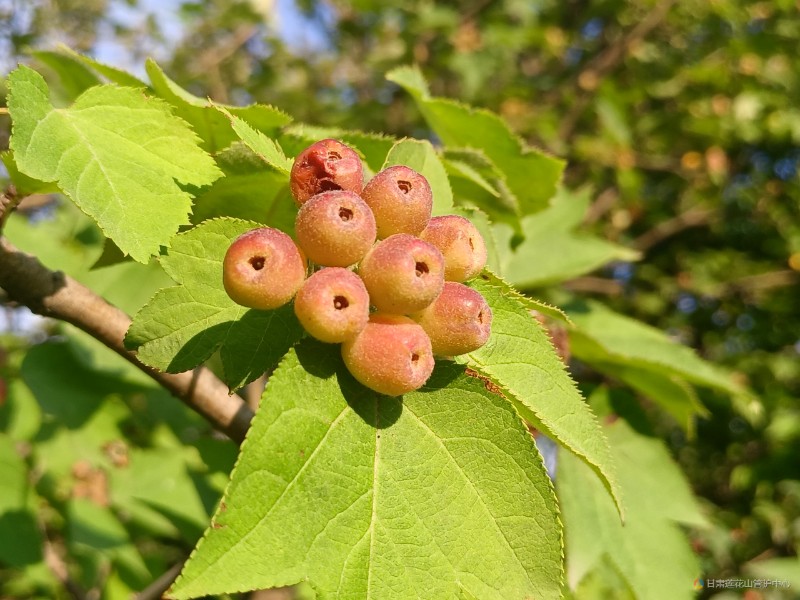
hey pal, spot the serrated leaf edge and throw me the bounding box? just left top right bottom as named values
left=7, top=67, right=223, bottom=262
left=124, top=217, right=269, bottom=373
left=387, top=65, right=566, bottom=165
left=467, top=276, right=624, bottom=519
left=479, top=268, right=573, bottom=325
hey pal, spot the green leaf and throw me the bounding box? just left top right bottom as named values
left=567, top=299, right=745, bottom=396
left=744, top=557, right=800, bottom=589
left=110, top=447, right=210, bottom=540
left=443, top=149, right=502, bottom=197
left=67, top=498, right=152, bottom=586
left=499, top=188, right=640, bottom=288
left=460, top=277, right=624, bottom=518
left=4, top=200, right=173, bottom=315
left=7, top=66, right=222, bottom=262
left=68, top=498, right=129, bottom=551
left=479, top=270, right=573, bottom=325
left=214, top=105, right=293, bottom=175
left=146, top=59, right=291, bottom=152
left=0, top=434, right=43, bottom=567
left=388, top=65, right=565, bottom=216
left=0, top=379, right=42, bottom=442
left=170, top=342, right=563, bottom=599
left=383, top=138, right=453, bottom=215
left=191, top=142, right=296, bottom=230
left=32, top=50, right=101, bottom=103
left=282, top=124, right=396, bottom=174
left=126, top=218, right=304, bottom=390
left=19, top=341, right=157, bottom=503
left=90, top=238, right=130, bottom=270
left=592, top=364, right=708, bottom=435
left=0, top=150, right=60, bottom=196
left=57, top=45, right=149, bottom=88
left=558, top=420, right=703, bottom=599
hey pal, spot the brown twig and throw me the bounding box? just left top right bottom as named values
left=39, top=515, right=88, bottom=600
left=460, top=0, right=496, bottom=24
left=728, top=270, right=799, bottom=294
left=562, top=276, right=623, bottom=296
left=582, top=187, right=619, bottom=225
left=0, top=237, right=254, bottom=444
left=192, top=24, right=259, bottom=102
left=135, top=560, right=186, bottom=600
left=631, top=207, right=715, bottom=252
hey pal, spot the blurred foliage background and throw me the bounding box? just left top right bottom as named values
left=1, top=0, right=798, bottom=598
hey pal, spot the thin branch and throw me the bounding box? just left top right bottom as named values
left=192, top=23, right=259, bottom=102
left=460, top=0, right=496, bottom=24
left=728, top=270, right=799, bottom=293
left=631, top=207, right=715, bottom=252
left=0, top=237, right=254, bottom=444
left=562, top=276, right=623, bottom=296
left=582, top=187, right=619, bottom=225
left=39, top=514, right=88, bottom=600
left=196, top=24, right=258, bottom=72
left=135, top=560, right=185, bottom=600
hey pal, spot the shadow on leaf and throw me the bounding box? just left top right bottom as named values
left=295, top=339, right=403, bottom=429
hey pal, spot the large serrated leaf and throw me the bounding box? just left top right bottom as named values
left=7, top=66, right=221, bottom=262
left=169, top=342, right=563, bottom=599
left=460, top=277, right=625, bottom=518
left=383, top=138, right=454, bottom=215
left=388, top=65, right=565, bottom=216
left=146, top=59, right=291, bottom=152
left=125, top=218, right=304, bottom=390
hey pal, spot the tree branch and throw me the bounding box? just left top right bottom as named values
left=562, top=276, right=623, bottom=296
left=135, top=560, right=185, bottom=600
left=0, top=237, right=254, bottom=444
left=631, top=206, right=715, bottom=252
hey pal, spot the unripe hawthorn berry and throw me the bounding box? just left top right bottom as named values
left=412, top=282, right=492, bottom=356
left=341, top=314, right=434, bottom=396
left=290, top=139, right=363, bottom=205
left=358, top=234, right=445, bottom=314
left=419, top=215, right=487, bottom=282
left=294, top=268, right=370, bottom=343
left=223, top=227, right=306, bottom=310
left=361, top=165, right=433, bottom=238
left=295, top=190, right=377, bottom=267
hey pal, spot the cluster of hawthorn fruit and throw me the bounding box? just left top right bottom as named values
left=222, top=139, right=492, bottom=396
